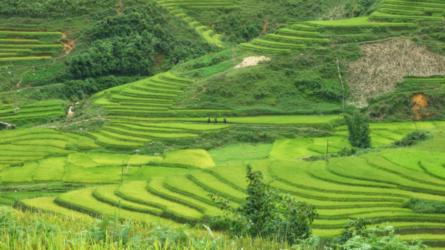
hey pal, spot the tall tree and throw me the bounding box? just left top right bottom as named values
left=345, top=110, right=371, bottom=148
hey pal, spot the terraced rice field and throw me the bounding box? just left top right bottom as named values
left=240, top=0, right=442, bottom=54
left=0, top=99, right=66, bottom=125
left=0, top=30, right=62, bottom=63
left=370, top=0, right=445, bottom=23
left=154, top=0, right=236, bottom=47
left=0, top=127, right=98, bottom=175
left=20, top=122, right=445, bottom=247
left=89, top=55, right=344, bottom=149
left=91, top=72, right=231, bottom=148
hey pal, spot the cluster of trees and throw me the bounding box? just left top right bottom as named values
left=68, top=33, right=157, bottom=78
left=67, top=5, right=213, bottom=79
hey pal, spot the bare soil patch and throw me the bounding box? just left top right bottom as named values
left=412, top=93, right=431, bottom=120
left=348, top=38, right=445, bottom=107
left=235, top=56, right=271, bottom=69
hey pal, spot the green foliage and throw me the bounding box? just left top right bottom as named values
left=336, top=218, right=371, bottom=245
left=87, top=218, right=132, bottom=244
left=190, top=0, right=379, bottom=43
left=344, top=0, right=379, bottom=17
left=211, top=166, right=317, bottom=244
left=330, top=221, right=426, bottom=250
left=68, top=33, right=157, bottom=78
left=415, top=22, right=445, bottom=55
left=405, top=198, right=445, bottom=214
left=394, top=131, right=429, bottom=147
left=67, top=5, right=213, bottom=78
left=0, top=0, right=114, bottom=17
left=0, top=207, right=302, bottom=249
left=344, top=111, right=371, bottom=148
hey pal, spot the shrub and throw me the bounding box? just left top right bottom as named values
left=210, top=166, right=317, bottom=244
left=330, top=219, right=426, bottom=250
left=344, top=111, right=371, bottom=148
left=404, top=198, right=445, bottom=214
left=394, top=131, right=429, bottom=147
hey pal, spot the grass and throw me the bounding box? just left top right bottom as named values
left=209, top=143, right=272, bottom=165
left=0, top=206, right=310, bottom=250
left=163, top=149, right=215, bottom=168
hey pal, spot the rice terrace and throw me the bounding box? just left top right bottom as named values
left=0, top=0, right=445, bottom=249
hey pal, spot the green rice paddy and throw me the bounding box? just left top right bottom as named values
left=15, top=122, right=445, bottom=247
left=0, top=30, right=62, bottom=63
left=240, top=0, right=443, bottom=54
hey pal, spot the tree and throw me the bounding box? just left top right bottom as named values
left=211, top=165, right=317, bottom=244
left=344, top=110, right=371, bottom=148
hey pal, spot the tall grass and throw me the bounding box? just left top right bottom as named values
left=0, top=207, right=309, bottom=250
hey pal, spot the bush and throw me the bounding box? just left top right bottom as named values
left=405, top=198, right=445, bottom=214
left=329, top=219, right=426, bottom=250
left=210, top=166, right=317, bottom=244
left=394, top=131, right=429, bottom=147
left=344, top=111, right=371, bottom=148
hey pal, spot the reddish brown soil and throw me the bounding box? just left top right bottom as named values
left=412, top=93, right=429, bottom=120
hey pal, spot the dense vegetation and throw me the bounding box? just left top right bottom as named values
left=0, top=0, right=118, bottom=17
left=0, top=0, right=213, bottom=109
left=189, top=0, right=379, bottom=43
left=68, top=5, right=213, bottom=79
left=345, top=111, right=371, bottom=148
left=0, top=207, right=425, bottom=250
